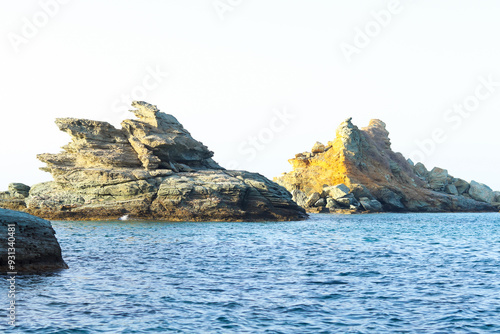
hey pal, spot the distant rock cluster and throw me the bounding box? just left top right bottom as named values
left=0, top=102, right=306, bottom=222
left=408, top=163, right=499, bottom=206
left=275, top=118, right=499, bottom=213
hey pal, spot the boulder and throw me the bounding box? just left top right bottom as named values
left=493, top=191, right=500, bottom=203
left=413, top=162, right=428, bottom=179
left=323, top=184, right=350, bottom=200
left=349, top=184, right=374, bottom=200
left=0, top=208, right=68, bottom=273
left=311, top=142, right=326, bottom=154
left=444, top=184, right=459, bottom=196
left=291, top=189, right=308, bottom=207
left=428, top=167, right=448, bottom=192
left=335, top=194, right=359, bottom=208
left=453, top=178, right=470, bottom=194
left=326, top=197, right=340, bottom=209
left=8, top=183, right=30, bottom=198
left=359, top=197, right=383, bottom=212
left=305, top=192, right=321, bottom=208
left=0, top=183, right=31, bottom=211
left=375, top=188, right=405, bottom=211
left=314, top=198, right=326, bottom=207
left=468, top=181, right=494, bottom=203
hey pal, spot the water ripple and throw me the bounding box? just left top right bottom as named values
left=1, top=213, right=500, bottom=333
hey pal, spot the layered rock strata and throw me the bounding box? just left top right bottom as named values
left=1, top=102, right=306, bottom=221
left=275, top=118, right=499, bottom=213
left=0, top=208, right=68, bottom=273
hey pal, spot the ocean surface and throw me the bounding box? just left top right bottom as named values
left=2, top=213, right=500, bottom=333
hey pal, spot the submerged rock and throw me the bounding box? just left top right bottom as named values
left=0, top=208, right=68, bottom=273
left=275, top=118, right=497, bottom=213
left=3, top=102, right=306, bottom=222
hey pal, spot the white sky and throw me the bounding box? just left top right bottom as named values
left=1, top=0, right=499, bottom=191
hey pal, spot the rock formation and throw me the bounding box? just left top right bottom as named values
left=275, top=118, right=499, bottom=213
left=0, top=208, right=68, bottom=273
left=1, top=101, right=306, bottom=221
left=0, top=183, right=30, bottom=211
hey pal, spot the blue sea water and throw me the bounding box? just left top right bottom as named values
left=2, top=213, right=500, bottom=333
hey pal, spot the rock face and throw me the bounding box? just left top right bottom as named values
left=275, top=118, right=498, bottom=213
left=2, top=102, right=306, bottom=221
left=0, top=208, right=68, bottom=273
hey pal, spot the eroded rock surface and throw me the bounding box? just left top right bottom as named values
left=275, top=118, right=498, bottom=213
left=2, top=102, right=306, bottom=221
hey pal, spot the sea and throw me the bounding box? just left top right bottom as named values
left=2, top=213, right=500, bottom=333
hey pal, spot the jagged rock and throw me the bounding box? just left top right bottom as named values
left=359, top=197, right=383, bottom=212
left=311, top=142, right=326, bottom=154
left=468, top=181, right=494, bottom=203
left=122, top=102, right=220, bottom=170
left=274, top=118, right=497, bottom=213
left=453, top=178, right=470, bottom=194
left=305, top=192, right=321, bottom=208
left=0, top=208, right=68, bottom=273
left=3, top=102, right=306, bottom=222
left=323, top=184, right=350, bottom=200
left=428, top=167, right=448, bottom=192
left=494, top=191, right=500, bottom=202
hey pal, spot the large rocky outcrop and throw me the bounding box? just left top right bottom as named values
left=275, top=118, right=499, bottom=213
left=2, top=102, right=306, bottom=221
left=0, top=208, right=68, bottom=273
